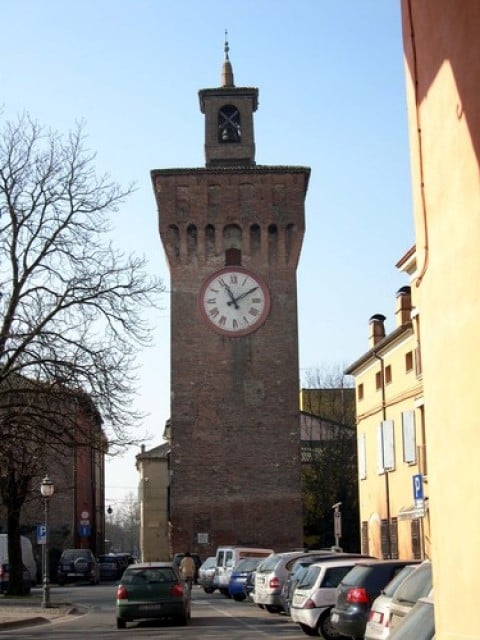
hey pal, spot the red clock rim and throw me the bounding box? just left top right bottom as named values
left=198, top=266, right=271, bottom=337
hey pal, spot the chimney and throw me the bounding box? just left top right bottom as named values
left=369, top=314, right=386, bottom=348
left=395, top=286, right=412, bottom=326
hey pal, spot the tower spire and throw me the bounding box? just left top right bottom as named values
left=221, top=29, right=234, bottom=87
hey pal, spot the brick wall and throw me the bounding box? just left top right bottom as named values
left=153, top=165, right=309, bottom=556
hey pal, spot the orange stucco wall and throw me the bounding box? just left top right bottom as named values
left=401, top=2, right=480, bottom=638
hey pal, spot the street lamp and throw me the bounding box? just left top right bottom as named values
left=40, top=475, right=55, bottom=609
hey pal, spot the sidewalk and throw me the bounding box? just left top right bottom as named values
left=0, top=595, right=80, bottom=629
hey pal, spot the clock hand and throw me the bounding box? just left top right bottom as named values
left=230, top=286, right=259, bottom=305
left=220, top=281, right=239, bottom=309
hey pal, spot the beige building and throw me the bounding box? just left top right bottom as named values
left=399, top=2, right=480, bottom=637
left=345, top=262, right=430, bottom=562
left=136, top=443, right=169, bottom=561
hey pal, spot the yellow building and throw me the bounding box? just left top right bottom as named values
left=136, top=443, right=170, bottom=562
left=345, top=264, right=430, bottom=561
left=399, top=2, right=480, bottom=637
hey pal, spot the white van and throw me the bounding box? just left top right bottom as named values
left=0, top=534, right=36, bottom=583
left=214, top=546, right=273, bottom=595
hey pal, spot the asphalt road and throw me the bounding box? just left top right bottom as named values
left=0, top=583, right=306, bottom=640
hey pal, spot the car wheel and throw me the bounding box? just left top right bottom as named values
left=317, top=609, right=344, bottom=640
left=232, top=593, right=246, bottom=602
left=299, top=622, right=319, bottom=637
left=204, top=586, right=215, bottom=594
left=265, top=605, right=282, bottom=614
left=116, top=618, right=126, bottom=629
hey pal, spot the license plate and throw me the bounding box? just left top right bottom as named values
left=331, top=612, right=339, bottom=623
left=139, top=604, right=162, bottom=611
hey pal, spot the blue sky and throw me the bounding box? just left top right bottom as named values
left=1, top=1, right=413, bottom=510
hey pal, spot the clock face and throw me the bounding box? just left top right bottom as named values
left=199, top=266, right=270, bottom=336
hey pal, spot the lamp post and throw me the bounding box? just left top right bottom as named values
left=40, top=475, right=55, bottom=609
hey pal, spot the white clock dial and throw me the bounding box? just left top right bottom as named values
left=199, top=267, right=270, bottom=336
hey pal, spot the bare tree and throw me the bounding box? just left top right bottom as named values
left=0, top=114, right=164, bottom=592
left=301, top=366, right=360, bottom=551
left=106, top=494, right=140, bottom=555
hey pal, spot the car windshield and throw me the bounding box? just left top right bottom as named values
left=201, top=557, right=216, bottom=569
left=122, top=567, right=176, bottom=584
left=235, top=558, right=260, bottom=572
left=256, top=555, right=281, bottom=572
left=298, top=565, right=321, bottom=589
left=393, top=562, right=432, bottom=605
left=383, top=564, right=418, bottom=598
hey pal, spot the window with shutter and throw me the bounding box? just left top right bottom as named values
left=361, top=521, right=369, bottom=556
left=402, top=411, right=416, bottom=463
left=390, top=517, right=399, bottom=559
left=411, top=519, right=421, bottom=559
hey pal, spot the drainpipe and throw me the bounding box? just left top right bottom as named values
left=373, top=351, right=392, bottom=559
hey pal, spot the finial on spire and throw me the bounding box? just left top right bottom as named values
left=224, top=29, right=230, bottom=61
left=221, top=29, right=234, bottom=87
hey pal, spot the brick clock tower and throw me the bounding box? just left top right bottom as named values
left=151, top=41, right=310, bottom=555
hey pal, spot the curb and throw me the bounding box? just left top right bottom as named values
left=0, top=605, right=86, bottom=629
left=0, top=616, right=51, bottom=629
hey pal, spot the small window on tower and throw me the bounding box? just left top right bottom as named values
left=218, top=105, right=241, bottom=143
left=225, top=248, right=241, bottom=265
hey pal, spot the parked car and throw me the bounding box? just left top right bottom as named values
left=98, top=554, right=125, bottom=581
left=254, top=550, right=340, bottom=613
left=330, top=559, right=418, bottom=640
left=290, top=557, right=366, bottom=639
left=388, top=560, right=433, bottom=633
left=0, top=563, right=33, bottom=594
left=364, top=563, right=420, bottom=640
left=214, top=546, right=273, bottom=596
left=388, top=596, right=434, bottom=640
left=172, top=552, right=202, bottom=584
left=228, top=557, right=263, bottom=601
left=115, top=561, right=191, bottom=629
left=57, top=548, right=100, bottom=585
left=282, top=552, right=372, bottom=616
left=198, top=556, right=216, bottom=593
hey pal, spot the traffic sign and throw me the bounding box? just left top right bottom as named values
left=37, top=524, right=47, bottom=545
left=78, top=524, right=91, bottom=537
left=413, top=473, right=424, bottom=504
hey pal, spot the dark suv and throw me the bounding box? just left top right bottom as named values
left=330, top=559, right=418, bottom=640
left=57, top=549, right=100, bottom=585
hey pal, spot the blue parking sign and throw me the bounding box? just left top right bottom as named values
left=37, top=524, right=47, bottom=545
left=413, top=474, right=424, bottom=502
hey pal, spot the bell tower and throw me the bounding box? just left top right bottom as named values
left=151, top=37, right=310, bottom=556
left=199, top=38, right=258, bottom=167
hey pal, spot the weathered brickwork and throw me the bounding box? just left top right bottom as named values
left=153, top=166, right=309, bottom=556
left=152, top=55, right=310, bottom=555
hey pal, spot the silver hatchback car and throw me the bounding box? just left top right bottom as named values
left=290, top=557, right=363, bottom=638
left=254, top=551, right=312, bottom=613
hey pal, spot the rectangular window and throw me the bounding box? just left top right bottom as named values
left=375, top=371, right=382, bottom=390
left=385, top=365, right=392, bottom=384
left=405, top=351, right=414, bottom=372
left=402, top=411, right=416, bottom=463
left=357, top=383, right=364, bottom=401
left=358, top=433, right=367, bottom=480
left=377, top=420, right=395, bottom=473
